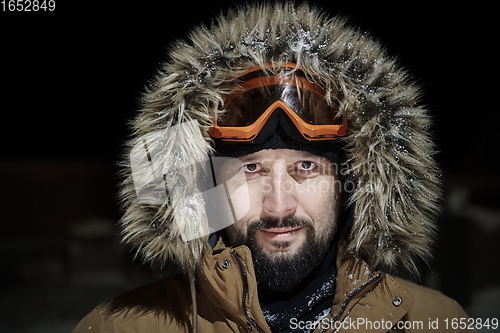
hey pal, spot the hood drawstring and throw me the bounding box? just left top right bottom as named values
left=188, top=269, right=198, bottom=333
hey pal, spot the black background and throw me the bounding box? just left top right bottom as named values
left=1, top=1, right=498, bottom=331
left=1, top=1, right=496, bottom=168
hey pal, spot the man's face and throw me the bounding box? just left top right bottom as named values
left=221, top=149, right=341, bottom=292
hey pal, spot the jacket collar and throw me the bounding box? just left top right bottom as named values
left=323, top=247, right=415, bottom=332
left=198, top=236, right=414, bottom=332
left=330, top=250, right=385, bottom=322
left=197, top=237, right=261, bottom=329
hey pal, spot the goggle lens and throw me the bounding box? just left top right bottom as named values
left=210, top=66, right=348, bottom=141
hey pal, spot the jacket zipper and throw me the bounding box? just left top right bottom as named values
left=231, top=251, right=267, bottom=333
left=318, top=272, right=384, bottom=333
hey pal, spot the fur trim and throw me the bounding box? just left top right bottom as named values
left=120, top=3, right=440, bottom=274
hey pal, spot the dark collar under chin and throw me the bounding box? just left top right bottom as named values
left=258, top=238, right=338, bottom=333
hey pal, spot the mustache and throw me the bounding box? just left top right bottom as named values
left=248, top=215, right=313, bottom=231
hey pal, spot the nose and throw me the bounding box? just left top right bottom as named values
left=262, top=164, right=297, bottom=218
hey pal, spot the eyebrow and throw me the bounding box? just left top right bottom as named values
left=238, top=152, right=324, bottom=165
left=238, top=155, right=261, bottom=163
left=295, top=151, right=318, bottom=159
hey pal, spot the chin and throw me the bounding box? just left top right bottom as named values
left=256, top=229, right=307, bottom=253
left=259, top=241, right=305, bottom=258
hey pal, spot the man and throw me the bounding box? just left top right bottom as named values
left=73, top=3, right=474, bottom=332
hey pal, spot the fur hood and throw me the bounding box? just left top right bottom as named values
left=120, top=3, right=441, bottom=275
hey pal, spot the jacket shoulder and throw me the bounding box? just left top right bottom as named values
left=71, top=307, right=102, bottom=333
left=392, top=276, right=475, bottom=332
left=71, top=274, right=194, bottom=333
left=394, top=277, right=463, bottom=309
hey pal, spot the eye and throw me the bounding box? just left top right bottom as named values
left=242, top=163, right=262, bottom=173
left=296, top=160, right=317, bottom=171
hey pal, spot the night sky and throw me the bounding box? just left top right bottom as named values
left=0, top=2, right=498, bottom=326
left=1, top=1, right=495, bottom=177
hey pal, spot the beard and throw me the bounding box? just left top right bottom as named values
left=225, top=215, right=336, bottom=293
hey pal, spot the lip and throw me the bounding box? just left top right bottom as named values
left=258, top=227, right=303, bottom=241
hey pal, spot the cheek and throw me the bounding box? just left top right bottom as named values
left=296, top=176, right=340, bottom=225
left=224, top=169, right=256, bottom=221
left=227, top=178, right=263, bottom=226
left=296, top=175, right=338, bottom=204
left=224, top=187, right=262, bottom=246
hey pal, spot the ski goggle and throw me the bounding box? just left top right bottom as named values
left=209, top=64, right=348, bottom=141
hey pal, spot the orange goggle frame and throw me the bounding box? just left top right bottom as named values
left=209, top=64, right=348, bottom=141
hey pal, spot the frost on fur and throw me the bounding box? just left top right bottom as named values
left=119, top=3, right=441, bottom=275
